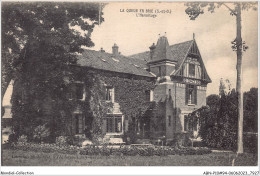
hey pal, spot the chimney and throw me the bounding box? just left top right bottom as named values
left=100, top=47, right=105, bottom=52
left=149, top=43, right=156, bottom=59
left=112, top=43, right=119, bottom=56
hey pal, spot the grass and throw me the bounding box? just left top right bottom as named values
left=1, top=149, right=257, bottom=166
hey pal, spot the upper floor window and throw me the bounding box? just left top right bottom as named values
left=145, top=90, right=150, bottom=102
left=75, top=83, right=84, bottom=100
left=189, top=63, right=195, bottom=76
left=168, top=115, right=171, bottom=126
left=106, top=87, right=114, bottom=102
left=145, top=90, right=154, bottom=102
left=158, top=66, right=162, bottom=77
left=186, top=84, right=197, bottom=105
left=67, top=82, right=85, bottom=100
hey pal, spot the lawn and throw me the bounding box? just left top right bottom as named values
left=1, top=149, right=257, bottom=166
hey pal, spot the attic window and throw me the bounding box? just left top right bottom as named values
left=134, top=64, right=140, bottom=68
left=101, top=58, right=107, bottom=62
left=112, top=57, right=119, bottom=62
left=189, top=64, right=195, bottom=76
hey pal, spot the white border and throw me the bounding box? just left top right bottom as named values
left=1, top=0, right=259, bottom=176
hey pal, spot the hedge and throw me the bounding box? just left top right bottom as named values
left=4, top=142, right=212, bottom=156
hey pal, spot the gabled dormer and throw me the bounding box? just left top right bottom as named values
left=148, top=36, right=177, bottom=78
left=171, top=38, right=211, bottom=85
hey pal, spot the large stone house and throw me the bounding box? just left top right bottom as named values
left=71, top=35, right=211, bottom=143
left=7, top=35, right=211, bottom=144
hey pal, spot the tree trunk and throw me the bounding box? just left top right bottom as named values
left=236, top=3, right=243, bottom=154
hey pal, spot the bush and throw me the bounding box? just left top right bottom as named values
left=8, top=141, right=212, bottom=157
left=8, top=133, right=17, bottom=143
left=17, top=135, right=28, bottom=143
left=56, top=136, right=70, bottom=146
left=73, top=135, right=87, bottom=146
left=33, top=124, right=50, bottom=143
left=10, top=142, right=80, bottom=155
left=80, top=145, right=211, bottom=156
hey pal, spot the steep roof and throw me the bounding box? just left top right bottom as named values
left=150, top=36, right=175, bottom=62
left=77, top=49, right=155, bottom=78
left=129, top=39, right=211, bottom=82
left=130, top=40, right=193, bottom=69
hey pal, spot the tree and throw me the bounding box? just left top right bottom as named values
left=198, top=88, right=257, bottom=152
left=243, top=88, right=258, bottom=133
left=185, top=2, right=257, bottom=154
left=2, top=2, right=104, bottom=99
left=2, top=2, right=104, bottom=141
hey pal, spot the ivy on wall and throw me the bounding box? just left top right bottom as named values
left=91, top=69, right=156, bottom=122
left=11, top=65, right=156, bottom=143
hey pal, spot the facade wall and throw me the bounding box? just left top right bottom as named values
left=153, top=81, right=207, bottom=139
left=153, top=84, right=167, bottom=102
left=174, top=83, right=207, bottom=133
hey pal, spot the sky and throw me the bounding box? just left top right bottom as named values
left=88, top=2, right=258, bottom=96
left=2, top=1, right=258, bottom=106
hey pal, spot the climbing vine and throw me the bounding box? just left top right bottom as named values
left=90, top=69, right=156, bottom=122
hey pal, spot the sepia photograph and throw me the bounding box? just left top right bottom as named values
left=1, top=0, right=258, bottom=174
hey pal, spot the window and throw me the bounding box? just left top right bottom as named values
left=145, top=90, right=150, bottom=102
left=67, top=83, right=85, bottom=100
left=168, top=115, right=171, bottom=126
left=186, top=84, right=197, bottom=105
left=105, top=116, right=122, bottom=133
left=106, top=87, right=114, bottom=102
left=189, top=64, right=195, bottom=76
left=168, top=89, right=171, bottom=97
left=158, top=66, right=161, bottom=77
left=75, top=114, right=84, bottom=134
left=184, top=115, right=189, bottom=131
left=193, top=118, right=198, bottom=131
left=75, top=83, right=84, bottom=99
left=66, top=90, right=73, bottom=100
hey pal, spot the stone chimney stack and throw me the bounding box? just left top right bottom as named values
left=149, top=43, right=156, bottom=60
left=112, top=43, right=119, bottom=56
left=100, top=47, right=105, bottom=52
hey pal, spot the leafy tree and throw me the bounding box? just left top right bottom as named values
left=206, top=94, right=220, bottom=108
left=2, top=2, right=104, bottom=141
left=198, top=88, right=257, bottom=152
left=243, top=88, right=258, bottom=133
left=2, top=2, right=103, bottom=98
left=185, top=2, right=257, bottom=153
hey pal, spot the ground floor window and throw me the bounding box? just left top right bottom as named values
left=105, top=116, right=122, bottom=133
left=75, top=114, right=84, bottom=134
left=184, top=115, right=198, bottom=132
left=184, top=115, right=189, bottom=131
